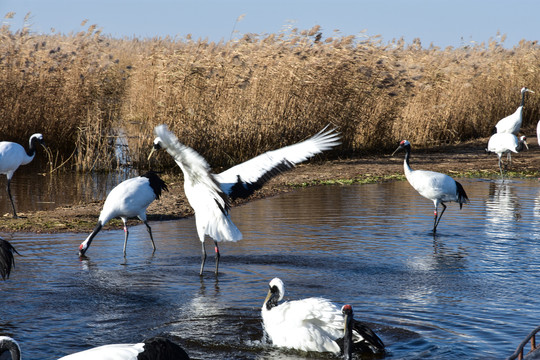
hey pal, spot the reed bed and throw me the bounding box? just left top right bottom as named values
left=1, top=14, right=539, bottom=172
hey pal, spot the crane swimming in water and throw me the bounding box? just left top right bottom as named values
left=148, top=124, right=341, bottom=275
left=0, top=134, right=47, bottom=218
left=392, top=140, right=469, bottom=233
left=261, top=278, right=385, bottom=356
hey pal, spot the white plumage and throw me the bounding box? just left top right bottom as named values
left=0, top=133, right=46, bottom=218
left=393, top=140, right=469, bottom=233
left=494, top=87, right=534, bottom=135
left=486, top=133, right=528, bottom=176
left=78, top=171, right=168, bottom=257
left=150, top=124, right=340, bottom=275
left=537, top=119, right=540, bottom=148
left=261, top=278, right=384, bottom=356
left=0, top=336, right=190, bottom=360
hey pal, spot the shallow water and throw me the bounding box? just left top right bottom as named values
left=1, top=178, right=540, bottom=359
left=0, top=164, right=138, bottom=215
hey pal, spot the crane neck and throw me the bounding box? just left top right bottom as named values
left=343, top=314, right=353, bottom=360
left=0, top=337, right=21, bottom=360
left=517, top=140, right=526, bottom=152
left=521, top=90, right=527, bottom=107
left=26, top=136, right=40, bottom=158
left=402, top=145, right=413, bottom=175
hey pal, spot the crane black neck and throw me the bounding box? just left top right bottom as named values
left=402, top=144, right=411, bottom=166
left=517, top=139, right=526, bottom=152
left=521, top=90, right=527, bottom=107
left=26, top=137, right=39, bottom=157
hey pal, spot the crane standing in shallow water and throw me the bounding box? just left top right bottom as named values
left=0, top=134, right=47, bottom=218
left=393, top=140, right=469, bottom=233
left=78, top=171, right=168, bottom=258
left=149, top=124, right=341, bottom=275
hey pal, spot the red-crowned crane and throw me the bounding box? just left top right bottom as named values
left=78, top=171, right=168, bottom=258
left=149, top=124, right=340, bottom=276
left=261, top=278, right=385, bottom=357
left=486, top=133, right=528, bottom=177
left=0, top=133, right=46, bottom=218
left=495, top=87, right=534, bottom=135
left=392, top=140, right=469, bottom=233
left=0, top=238, right=19, bottom=280
left=0, top=336, right=190, bottom=360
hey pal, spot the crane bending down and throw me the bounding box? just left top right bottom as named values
left=0, top=336, right=190, bottom=360
left=393, top=140, right=469, bottom=233
left=78, top=171, right=168, bottom=257
left=495, top=87, right=534, bottom=135
left=0, top=238, right=19, bottom=280
left=0, top=134, right=47, bottom=218
left=261, top=278, right=385, bottom=356
left=149, top=124, right=341, bottom=275
left=486, top=133, right=528, bottom=177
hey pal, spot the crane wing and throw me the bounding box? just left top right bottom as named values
left=154, top=125, right=231, bottom=214
left=216, top=125, right=341, bottom=200
left=263, top=297, right=343, bottom=353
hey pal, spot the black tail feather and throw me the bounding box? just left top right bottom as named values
left=455, top=181, right=469, bottom=209
left=0, top=238, right=19, bottom=280
left=138, top=336, right=190, bottom=360
left=336, top=320, right=385, bottom=355
left=142, top=171, right=169, bottom=200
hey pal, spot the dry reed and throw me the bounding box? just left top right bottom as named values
left=1, top=14, right=539, bottom=172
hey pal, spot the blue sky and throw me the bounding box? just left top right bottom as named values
left=1, top=0, right=538, bottom=48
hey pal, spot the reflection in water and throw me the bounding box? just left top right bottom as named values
left=1, top=179, right=540, bottom=359
left=485, top=181, right=521, bottom=235
left=0, top=164, right=138, bottom=215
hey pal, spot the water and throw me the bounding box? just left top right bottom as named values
left=0, top=164, right=138, bottom=215
left=1, top=178, right=540, bottom=359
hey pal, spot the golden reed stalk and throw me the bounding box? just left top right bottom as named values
left=1, top=16, right=538, bottom=172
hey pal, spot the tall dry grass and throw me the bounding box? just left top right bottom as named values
left=2, top=14, right=539, bottom=172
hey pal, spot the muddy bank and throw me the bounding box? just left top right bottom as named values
left=1, top=137, right=539, bottom=233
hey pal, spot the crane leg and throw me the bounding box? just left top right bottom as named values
left=122, top=219, right=129, bottom=258
left=434, top=203, right=447, bottom=232
left=200, top=241, right=207, bottom=276
left=143, top=220, right=156, bottom=253
left=214, top=241, right=220, bottom=275
left=498, top=157, right=504, bottom=178
left=6, top=179, right=18, bottom=219
left=432, top=209, right=438, bottom=233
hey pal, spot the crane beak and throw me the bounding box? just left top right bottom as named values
left=527, top=89, right=535, bottom=94
left=147, top=147, right=157, bottom=161
left=524, top=140, right=529, bottom=150
left=264, top=288, right=279, bottom=310
left=391, top=145, right=403, bottom=156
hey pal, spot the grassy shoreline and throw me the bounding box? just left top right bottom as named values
left=1, top=155, right=538, bottom=234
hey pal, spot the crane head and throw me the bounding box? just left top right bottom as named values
left=519, top=136, right=529, bottom=150
left=392, top=140, right=410, bottom=156
left=147, top=137, right=163, bottom=161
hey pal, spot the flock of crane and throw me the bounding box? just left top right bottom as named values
left=0, top=86, right=535, bottom=359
